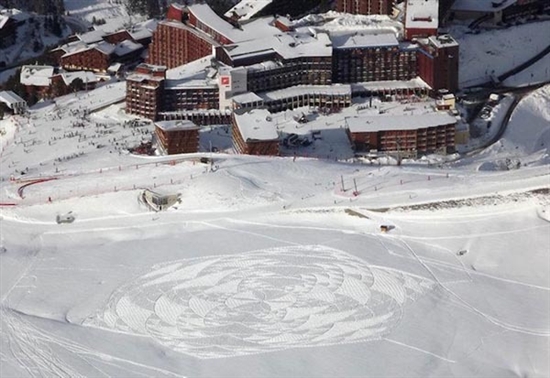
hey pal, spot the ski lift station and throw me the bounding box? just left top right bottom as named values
left=141, top=189, right=181, bottom=211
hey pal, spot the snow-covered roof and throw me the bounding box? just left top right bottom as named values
left=452, top=0, right=517, bottom=12
left=0, top=90, right=25, bottom=107
left=233, top=108, right=279, bottom=141
left=232, top=91, right=264, bottom=104
left=188, top=3, right=243, bottom=42
left=61, top=41, right=115, bottom=58
left=0, top=14, right=9, bottom=29
left=155, top=120, right=199, bottom=131
left=140, top=19, right=158, bottom=32
left=114, top=40, right=143, bottom=57
left=331, top=32, right=398, bottom=49
left=108, top=63, right=122, bottom=73
left=0, top=8, right=29, bottom=23
left=224, top=31, right=332, bottom=63
left=165, top=56, right=217, bottom=89
left=261, top=84, right=352, bottom=102
left=129, top=27, right=153, bottom=41
left=405, top=0, right=439, bottom=30
left=427, top=34, right=458, bottom=48
left=20, top=65, right=54, bottom=87
left=95, top=41, right=116, bottom=55
left=158, top=19, right=221, bottom=47
left=77, top=29, right=106, bottom=44
left=240, top=16, right=286, bottom=40
left=295, top=12, right=403, bottom=40
left=224, top=0, right=273, bottom=21
left=347, top=113, right=457, bottom=133
left=59, top=71, right=98, bottom=86
left=55, top=40, right=89, bottom=54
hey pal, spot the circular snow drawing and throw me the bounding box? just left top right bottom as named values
left=87, top=246, right=433, bottom=359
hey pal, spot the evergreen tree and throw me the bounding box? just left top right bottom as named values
left=51, top=15, right=63, bottom=36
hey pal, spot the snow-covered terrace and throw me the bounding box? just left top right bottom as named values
left=260, top=84, right=352, bottom=102
left=351, top=77, right=431, bottom=93
left=233, top=108, right=279, bottom=141
left=427, top=34, right=458, bottom=48
left=405, top=0, right=439, bottom=30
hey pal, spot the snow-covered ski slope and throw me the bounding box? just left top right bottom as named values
left=0, top=81, right=549, bottom=377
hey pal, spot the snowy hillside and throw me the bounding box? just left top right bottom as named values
left=453, top=21, right=550, bottom=88
left=64, top=0, right=147, bottom=32
left=476, top=85, right=550, bottom=168
left=0, top=81, right=549, bottom=377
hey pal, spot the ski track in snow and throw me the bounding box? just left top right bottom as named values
left=0, top=307, right=186, bottom=378
left=397, top=239, right=550, bottom=337
left=85, top=245, right=435, bottom=359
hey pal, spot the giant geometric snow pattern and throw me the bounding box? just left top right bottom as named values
left=85, top=246, right=434, bottom=359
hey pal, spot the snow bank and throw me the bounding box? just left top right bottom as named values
left=481, top=85, right=550, bottom=163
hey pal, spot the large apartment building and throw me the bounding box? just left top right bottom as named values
left=331, top=33, right=418, bottom=83
left=148, top=21, right=216, bottom=69
left=347, top=113, right=457, bottom=156
left=215, top=31, right=333, bottom=94
left=417, top=35, right=459, bottom=93
left=127, top=2, right=459, bottom=123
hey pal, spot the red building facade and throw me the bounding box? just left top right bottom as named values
left=147, top=21, right=216, bottom=68
left=61, top=47, right=112, bottom=73
left=332, top=45, right=417, bottom=84
left=417, top=35, right=459, bottom=93
left=155, top=120, right=200, bottom=154
left=336, top=0, right=394, bottom=15
left=126, top=64, right=166, bottom=120
left=348, top=116, right=457, bottom=156
left=126, top=63, right=221, bottom=121
left=103, top=30, right=133, bottom=45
